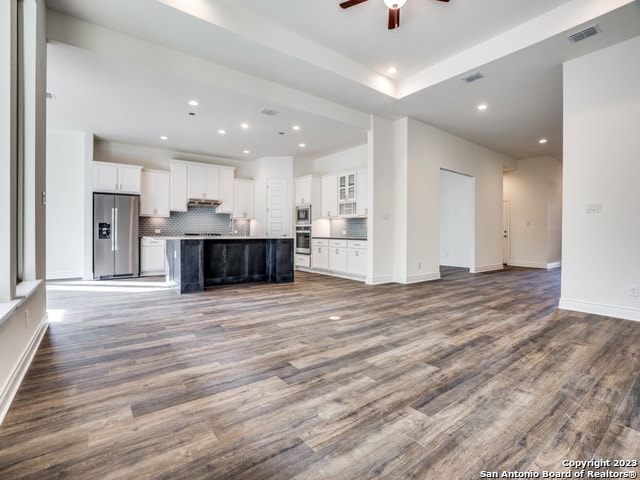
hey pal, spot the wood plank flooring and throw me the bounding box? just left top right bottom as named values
left=1, top=267, right=640, bottom=479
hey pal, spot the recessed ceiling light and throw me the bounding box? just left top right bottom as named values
left=387, top=66, right=397, bottom=75
left=188, top=100, right=199, bottom=106
left=477, top=104, right=488, bottom=110
left=243, top=150, right=250, bottom=154
left=298, top=143, right=307, bottom=148
left=218, top=129, right=226, bottom=135
left=292, top=125, right=301, bottom=131
left=539, top=138, right=548, bottom=144
left=241, top=123, right=251, bottom=129
left=329, top=316, right=341, bottom=320
left=160, top=135, right=168, bottom=140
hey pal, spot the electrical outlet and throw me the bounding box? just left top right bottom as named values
left=630, top=285, right=639, bottom=297
left=155, top=229, right=161, bottom=234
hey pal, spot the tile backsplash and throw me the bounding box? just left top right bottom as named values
left=139, top=207, right=243, bottom=236
left=328, top=218, right=367, bottom=239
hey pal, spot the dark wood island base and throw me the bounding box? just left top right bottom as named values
left=166, top=238, right=294, bottom=293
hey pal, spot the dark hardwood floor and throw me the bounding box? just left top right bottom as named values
left=1, top=268, right=639, bottom=479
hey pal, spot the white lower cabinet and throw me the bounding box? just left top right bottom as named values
left=312, top=239, right=329, bottom=270
left=347, top=240, right=367, bottom=276
left=311, top=238, right=367, bottom=279
left=328, top=239, right=348, bottom=273
left=140, top=237, right=166, bottom=276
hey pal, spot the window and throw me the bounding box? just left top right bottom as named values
left=0, top=0, right=44, bottom=306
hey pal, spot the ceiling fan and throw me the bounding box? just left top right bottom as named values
left=340, top=0, right=450, bottom=30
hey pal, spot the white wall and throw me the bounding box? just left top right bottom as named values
left=503, top=156, right=562, bottom=269
left=46, top=131, right=87, bottom=279
left=311, top=144, right=367, bottom=174
left=439, top=169, right=473, bottom=268
left=561, top=35, right=640, bottom=322
left=395, top=117, right=507, bottom=283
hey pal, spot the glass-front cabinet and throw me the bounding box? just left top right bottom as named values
left=338, top=172, right=356, bottom=215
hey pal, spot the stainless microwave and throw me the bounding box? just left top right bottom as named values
left=296, top=204, right=311, bottom=224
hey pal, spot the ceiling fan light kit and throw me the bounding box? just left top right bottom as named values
left=384, top=0, right=406, bottom=9
left=340, top=0, right=450, bottom=30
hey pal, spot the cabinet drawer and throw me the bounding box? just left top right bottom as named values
left=294, top=254, right=311, bottom=268
left=312, top=238, right=329, bottom=247
left=141, top=237, right=165, bottom=247
left=347, top=240, right=368, bottom=249
left=329, top=239, right=348, bottom=248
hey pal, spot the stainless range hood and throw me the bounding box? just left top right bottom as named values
left=187, top=198, right=221, bottom=207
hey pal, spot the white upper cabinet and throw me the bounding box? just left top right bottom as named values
left=140, top=170, right=170, bottom=217
left=233, top=178, right=255, bottom=219
left=93, top=161, right=142, bottom=194
left=318, top=169, right=367, bottom=217
left=188, top=163, right=219, bottom=200
left=218, top=167, right=235, bottom=214
left=295, top=175, right=321, bottom=205
left=321, top=174, right=338, bottom=218
left=169, top=160, right=188, bottom=212
left=295, top=176, right=312, bottom=205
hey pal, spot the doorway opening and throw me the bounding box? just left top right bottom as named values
left=439, top=169, right=474, bottom=275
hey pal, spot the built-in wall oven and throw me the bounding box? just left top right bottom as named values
left=296, top=204, right=311, bottom=225
left=295, top=225, right=311, bottom=254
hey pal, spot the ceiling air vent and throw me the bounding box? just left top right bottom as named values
left=461, top=71, right=483, bottom=83
left=259, top=107, right=279, bottom=116
left=568, top=24, right=600, bottom=43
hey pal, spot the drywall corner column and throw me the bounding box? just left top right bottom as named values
left=83, top=133, right=94, bottom=280
left=366, top=115, right=394, bottom=285
left=46, top=131, right=87, bottom=279
left=390, top=118, right=409, bottom=283
left=560, top=35, right=640, bottom=322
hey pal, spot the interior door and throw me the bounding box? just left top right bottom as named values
left=502, top=200, right=510, bottom=265
left=267, top=178, right=289, bottom=237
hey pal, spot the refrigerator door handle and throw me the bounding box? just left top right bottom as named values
left=111, top=208, right=115, bottom=251
left=114, top=207, right=118, bottom=251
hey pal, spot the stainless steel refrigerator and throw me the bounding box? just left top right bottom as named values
left=93, top=193, right=140, bottom=279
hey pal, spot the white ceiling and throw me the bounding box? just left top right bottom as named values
left=45, top=0, right=640, bottom=162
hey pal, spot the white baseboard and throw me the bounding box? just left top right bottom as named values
left=393, top=272, right=441, bottom=284
left=367, top=274, right=394, bottom=285
left=0, top=315, right=49, bottom=425
left=471, top=263, right=504, bottom=273
left=46, top=270, right=83, bottom=280
left=507, top=261, right=562, bottom=270
left=439, top=259, right=470, bottom=268
left=559, top=298, right=640, bottom=323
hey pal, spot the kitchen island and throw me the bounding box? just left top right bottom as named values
left=164, top=236, right=294, bottom=294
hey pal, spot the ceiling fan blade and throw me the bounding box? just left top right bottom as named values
left=339, top=0, right=368, bottom=8
left=388, top=7, right=400, bottom=29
